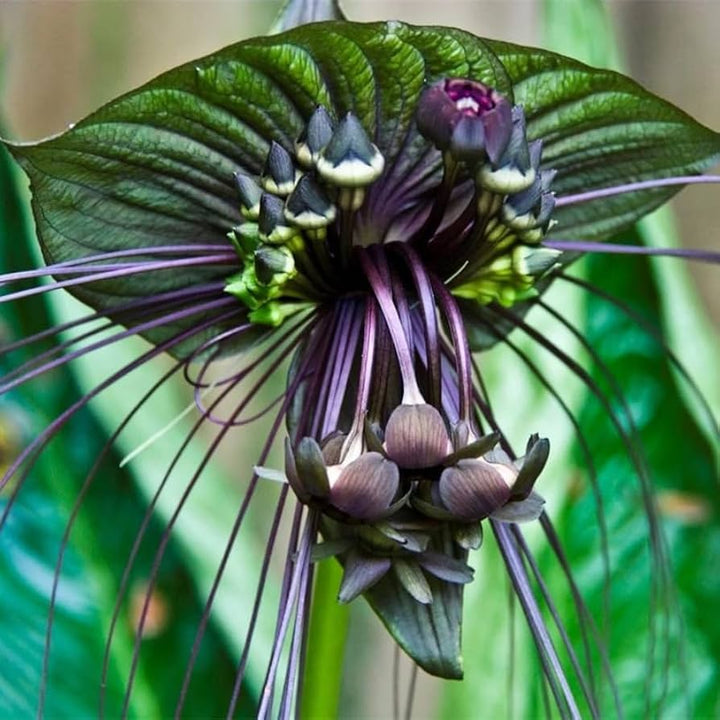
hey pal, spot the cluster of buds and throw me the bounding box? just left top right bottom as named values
left=416, top=79, right=559, bottom=307
left=284, top=404, right=548, bottom=604
left=225, top=108, right=385, bottom=325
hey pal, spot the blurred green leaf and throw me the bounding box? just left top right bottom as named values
left=1, top=143, right=251, bottom=717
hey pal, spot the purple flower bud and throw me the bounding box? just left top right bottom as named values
left=328, top=451, right=399, bottom=521
left=438, top=458, right=513, bottom=520
left=416, top=78, right=513, bottom=162
left=384, top=403, right=453, bottom=469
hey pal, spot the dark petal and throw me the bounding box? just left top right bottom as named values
left=439, top=459, right=511, bottom=520
left=362, top=417, right=386, bottom=455
left=320, top=432, right=346, bottom=465
left=506, top=106, right=531, bottom=171
left=338, top=551, right=392, bottom=603
left=373, top=522, right=429, bottom=554
left=418, top=552, right=475, bottom=584
left=453, top=522, right=484, bottom=550
left=330, top=452, right=399, bottom=520
left=310, top=538, right=353, bottom=561
left=294, top=436, right=330, bottom=499
left=449, top=115, right=486, bottom=160
left=511, top=436, right=550, bottom=500
left=444, top=431, right=501, bottom=464
left=415, top=84, right=458, bottom=150
left=507, top=172, right=545, bottom=216
left=482, top=96, right=513, bottom=165
left=384, top=404, right=452, bottom=469
left=411, top=495, right=459, bottom=522
left=491, top=490, right=546, bottom=523
left=284, top=437, right=310, bottom=503
left=393, top=560, right=433, bottom=605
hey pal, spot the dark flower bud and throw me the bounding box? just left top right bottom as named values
left=254, top=244, right=295, bottom=286
left=295, top=105, right=335, bottom=168
left=289, top=436, right=330, bottom=500
left=438, top=458, right=513, bottom=521
left=478, top=106, right=536, bottom=193
left=416, top=78, right=513, bottom=162
left=383, top=403, right=453, bottom=469
left=503, top=169, right=557, bottom=234
left=287, top=436, right=399, bottom=522
left=234, top=172, right=262, bottom=220
left=510, top=435, right=550, bottom=500
left=316, top=112, right=385, bottom=187
left=284, top=174, right=337, bottom=229
left=259, top=193, right=298, bottom=244
left=261, top=141, right=297, bottom=196
left=327, top=452, right=399, bottom=521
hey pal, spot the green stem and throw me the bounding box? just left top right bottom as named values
left=300, top=558, right=350, bottom=718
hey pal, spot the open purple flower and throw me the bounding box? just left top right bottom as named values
left=1, top=6, right=719, bottom=719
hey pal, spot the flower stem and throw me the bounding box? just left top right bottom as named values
left=299, top=558, right=350, bottom=719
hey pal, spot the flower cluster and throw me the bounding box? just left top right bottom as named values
left=225, top=78, right=555, bottom=609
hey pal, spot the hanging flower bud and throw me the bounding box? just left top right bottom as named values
left=383, top=403, right=453, bottom=469
left=286, top=437, right=400, bottom=522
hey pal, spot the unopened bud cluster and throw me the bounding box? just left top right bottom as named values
left=416, top=78, right=559, bottom=307
left=225, top=108, right=385, bottom=325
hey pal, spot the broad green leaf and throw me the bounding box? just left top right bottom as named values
left=7, top=21, right=717, bottom=352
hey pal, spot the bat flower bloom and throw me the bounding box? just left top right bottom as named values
left=1, top=14, right=719, bottom=720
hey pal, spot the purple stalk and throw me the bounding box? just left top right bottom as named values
left=0, top=282, right=225, bottom=357
left=1, top=296, right=237, bottom=396
left=396, top=243, right=441, bottom=408
left=554, top=174, right=720, bottom=207
left=0, top=253, right=235, bottom=303
left=428, top=273, right=474, bottom=425
left=360, top=248, right=423, bottom=404
left=0, top=244, right=235, bottom=283
left=544, top=239, right=720, bottom=263
left=492, top=521, right=582, bottom=719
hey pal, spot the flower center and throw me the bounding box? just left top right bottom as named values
left=224, top=78, right=559, bottom=326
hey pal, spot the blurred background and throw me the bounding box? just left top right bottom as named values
left=0, top=2, right=718, bottom=717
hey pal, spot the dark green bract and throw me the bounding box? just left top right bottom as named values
left=6, top=21, right=720, bottom=349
